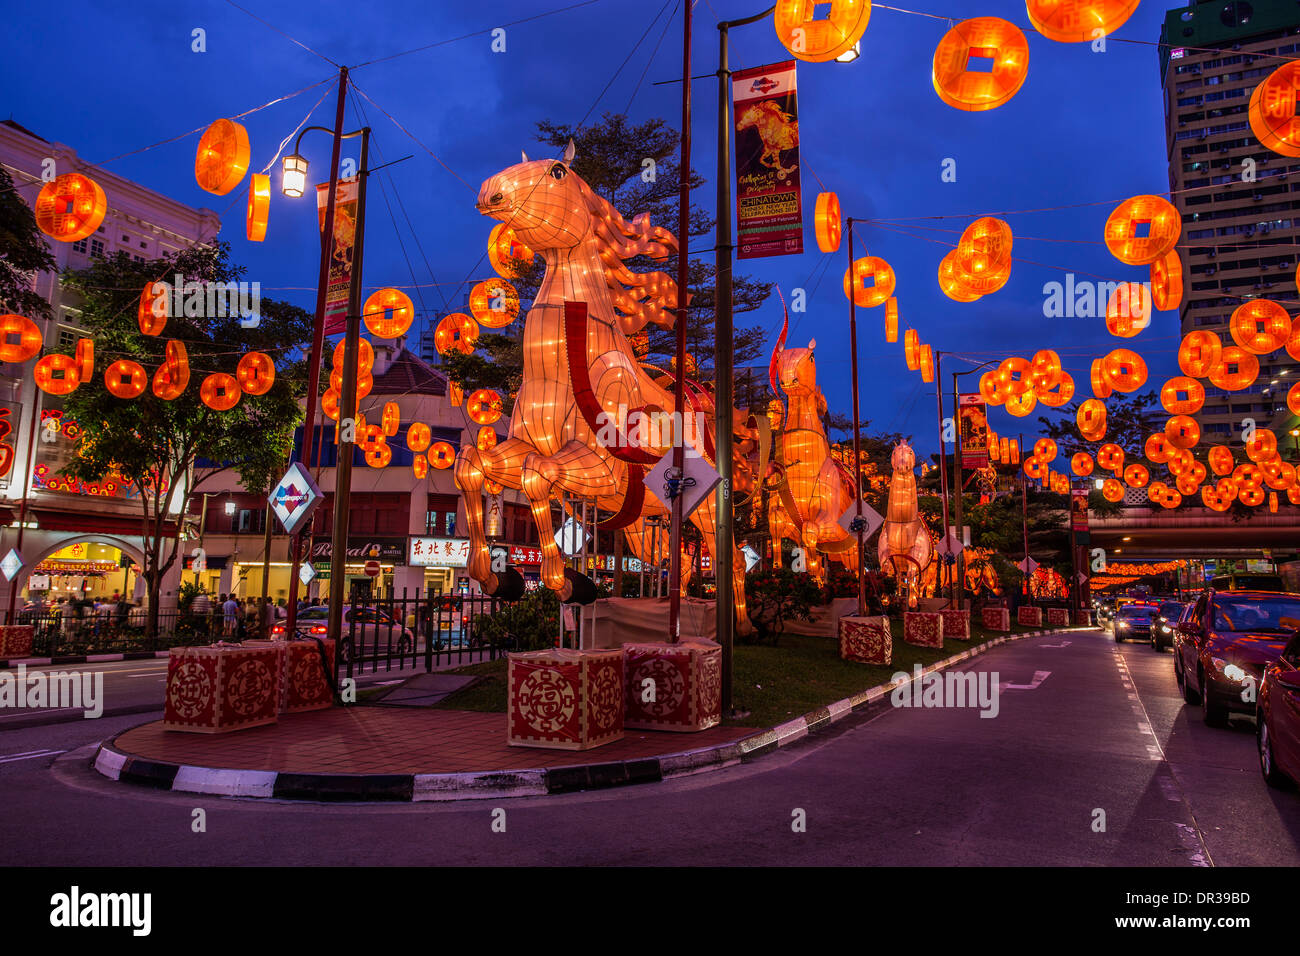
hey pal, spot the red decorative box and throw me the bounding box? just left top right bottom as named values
left=982, top=607, right=1010, bottom=632
left=163, top=644, right=281, bottom=734
left=904, top=611, right=943, bottom=648
left=839, top=616, right=892, bottom=665
left=0, top=625, right=34, bottom=658
left=1077, top=610, right=1092, bottom=626
left=939, top=609, right=970, bottom=640
left=508, top=648, right=624, bottom=750
left=1046, top=607, right=1070, bottom=627
left=623, top=640, right=720, bottom=732
left=243, top=638, right=335, bottom=713
left=1017, top=606, right=1043, bottom=627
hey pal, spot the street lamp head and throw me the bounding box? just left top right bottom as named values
left=224, top=500, right=237, bottom=516
left=281, top=153, right=309, bottom=198
left=835, top=42, right=861, bottom=63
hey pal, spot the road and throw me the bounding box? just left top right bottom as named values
left=2, top=628, right=1298, bottom=866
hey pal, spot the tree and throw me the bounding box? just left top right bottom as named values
left=59, top=243, right=312, bottom=638
left=1037, top=390, right=1160, bottom=461
left=0, top=166, right=57, bottom=319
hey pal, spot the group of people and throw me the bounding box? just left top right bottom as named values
left=189, top=591, right=289, bottom=640
left=22, top=592, right=140, bottom=634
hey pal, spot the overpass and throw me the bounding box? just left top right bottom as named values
left=1088, top=507, right=1300, bottom=563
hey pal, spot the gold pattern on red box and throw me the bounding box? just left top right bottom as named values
left=507, top=648, right=623, bottom=750
left=623, top=640, right=721, bottom=732
left=163, top=644, right=280, bottom=734
left=839, top=615, right=892, bottom=665
left=904, top=611, right=943, bottom=649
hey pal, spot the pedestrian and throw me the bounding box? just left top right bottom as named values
left=275, top=598, right=287, bottom=619
left=221, top=593, right=239, bottom=638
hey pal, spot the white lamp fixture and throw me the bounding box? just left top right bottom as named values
left=281, top=153, right=309, bottom=198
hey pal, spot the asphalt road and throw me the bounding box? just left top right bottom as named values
left=2, top=628, right=1298, bottom=866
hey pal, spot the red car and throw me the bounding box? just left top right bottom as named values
left=1173, top=589, right=1300, bottom=727
left=1258, top=629, right=1300, bottom=789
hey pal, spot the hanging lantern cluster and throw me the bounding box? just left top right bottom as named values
left=939, top=217, right=1012, bottom=301
left=323, top=336, right=375, bottom=424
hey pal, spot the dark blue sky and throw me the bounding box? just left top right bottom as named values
left=2, top=0, right=1183, bottom=454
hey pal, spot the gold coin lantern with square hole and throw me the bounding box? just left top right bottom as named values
left=1176, top=471, right=1202, bottom=497
left=428, top=441, right=456, bottom=470
left=937, top=252, right=984, bottom=302
left=487, top=223, right=535, bottom=278
left=772, top=0, right=871, bottom=63
left=844, top=256, right=895, bottom=308
left=996, top=356, right=1032, bottom=396
left=435, top=313, right=480, bottom=355
left=467, top=389, right=504, bottom=426
left=363, top=288, right=415, bottom=339
left=1090, top=359, right=1112, bottom=399
left=1101, top=348, right=1147, bottom=392
left=104, top=360, right=147, bottom=399
left=1038, top=371, right=1074, bottom=407
left=1229, top=299, right=1291, bottom=355
left=0, top=315, right=42, bottom=364
left=1156, top=488, right=1183, bottom=510
left=1105, top=282, right=1151, bottom=337
left=34, top=173, right=107, bottom=243
left=1102, top=478, right=1124, bottom=503
left=35, top=354, right=80, bottom=395
left=1202, top=485, right=1231, bottom=512
left=1178, top=330, right=1222, bottom=378
left=246, top=173, right=270, bottom=242
left=1033, top=438, right=1057, bottom=463
left=956, top=216, right=1013, bottom=280
left=1071, top=452, right=1094, bottom=476
left=814, top=192, right=841, bottom=253
left=1165, top=415, right=1200, bottom=450
left=1005, top=389, right=1036, bottom=417
left=406, top=423, right=431, bottom=453
left=1151, top=250, right=1183, bottom=311
left=932, top=18, right=1029, bottom=112
left=1104, top=195, right=1180, bottom=265
left=1077, top=398, right=1106, bottom=441
left=1249, top=60, right=1300, bottom=157
left=1024, top=456, right=1045, bottom=480
left=235, top=352, right=275, bottom=396
left=200, top=373, right=240, bottom=411
left=468, top=278, right=520, bottom=329
left=381, top=402, right=400, bottom=437
left=1208, top=445, right=1235, bottom=477
left=152, top=340, right=189, bottom=400
left=1145, top=432, right=1171, bottom=463
left=1207, top=346, right=1259, bottom=391
left=1025, top=0, right=1140, bottom=43
left=1160, top=376, right=1204, bottom=416
left=1246, top=428, right=1278, bottom=463
left=1123, top=463, right=1149, bottom=489
left=194, top=119, right=250, bottom=196
left=1030, top=349, right=1062, bottom=391
left=332, top=337, right=374, bottom=373
left=1097, top=443, right=1125, bottom=473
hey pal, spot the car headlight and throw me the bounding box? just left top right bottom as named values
left=1160, top=624, right=1171, bottom=633
left=1222, top=663, right=1246, bottom=682
left=1116, top=620, right=1129, bottom=628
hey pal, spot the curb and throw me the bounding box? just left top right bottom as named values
left=0, top=650, right=170, bottom=669
left=91, top=626, right=1091, bottom=803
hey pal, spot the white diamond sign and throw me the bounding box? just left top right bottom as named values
left=645, top=453, right=722, bottom=520
left=741, top=544, right=762, bottom=572
left=1018, top=557, right=1039, bottom=574
left=0, top=549, right=22, bottom=582
left=936, top=530, right=964, bottom=557
left=555, top=517, right=589, bottom=557
left=269, top=462, right=324, bottom=536
left=299, top=562, right=317, bottom=587
left=838, top=500, right=884, bottom=539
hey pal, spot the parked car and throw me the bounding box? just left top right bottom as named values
left=1112, top=603, right=1159, bottom=643
left=1257, top=629, right=1300, bottom=789
left=271, top=605, right=415, bottom=662
left=1151, top=601, right=1185, bottom=652
left=1211, top=573, right=1284, bottom=593
left=1174, top=589, right=1300, bottom=727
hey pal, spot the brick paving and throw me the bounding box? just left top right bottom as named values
left=112, top=707, right=755, bottom=775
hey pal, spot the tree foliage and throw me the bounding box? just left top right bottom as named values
left=0, top=166, right=57, bottom=319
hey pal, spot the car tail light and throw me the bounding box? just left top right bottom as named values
left=271, top=624, right=285, bottom=635
left=309, top=625, right=327, bottom=634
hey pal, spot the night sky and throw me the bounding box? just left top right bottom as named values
left=2, top=0, right=1183, bottom=457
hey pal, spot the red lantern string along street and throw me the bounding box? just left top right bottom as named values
left=34, top=354, right=80, bottom=395
left=1150, top=250, right=1183, bottom=311
left=1101, top=348, right=1147, bottom=392
left=1178, top=330, right=1222, bottom=377
left=1228, top=299, right=1291, bottom=354
left=486, top=222, right=534, bottom=278
left=246, top=173, right=270, bottom=242
left=1025, top=0, right=1139, bottom=43
left=468, top=278, right=520, bottom=329
left=406, top=422, right=432, bottom=453
left=152, top=340, right=189, bottom=400
left=0, top=315, right=42, bottom=363
left=772, top=0, right=871, bottom=63
left=235, top=352, right=275, bottom=395
left=884, top=297, right=899, bottom=343
left=138, top=281, right=168, bottom=336
left=1160, top=375, right=1205, bottom=415
left=434, top=313, right=480, bottom=355
left=1104, top=195, right=1181, bottom=265
left=1165, top=415, right=1201, bottom=450
left=814, top=191, right=841, bottom=253
left=76, top=338, right=94, bottom=382
left=1071, top=452, right=1094, bottom=476
left=844, top=256, right=895, bottom=308
left=194, top=118, right=250, bottom=196
left=466, top=389, right=503, bottom=426
left=1207, top=346, right=1259, bottom=391
left=200, top=373, right=240, bottom=411
left=362, top=288, right=415, bottom=339
left=932, top=18, right=1029, bottom=112
left=381, top=402, right=400, bottom=437
left=34, top=173, right=107, bottom=243
left=103, top=360, right=147, bottom=399
left=1097, top=443, right=1125, bottom=473
left=1104, top=282, right=1151, bottom=337
left=428, top=441, right=456, bottom=470
left=1249, top=60, right=1300, bottom=156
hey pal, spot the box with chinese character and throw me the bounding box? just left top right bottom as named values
left=982, top=606, right=1010, bottom=632
left=939, top=608, right=970, bottom=640
left=163, top=644, right=281, bottom=733
left=242, top=638, right=335, bottom=713
left=0, top=625, right=34, bottom=658
left=622, top=639, right=720, bottom=732
left=1077, top=609, right=1091, bottom=626
left=1017, top=606, right=1043, bottom=627
left=507, top=648, right=623, bottom=750
left=838, top=615, right=892, bottom=665
left=1046, top=607, right=1070, bottom=628
left=903, top=611, right=943, bottom=648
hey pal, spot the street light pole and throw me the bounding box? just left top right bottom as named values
left=846, top=218, right=866, bottom=615
left=932, top=350, right=950, bottom=601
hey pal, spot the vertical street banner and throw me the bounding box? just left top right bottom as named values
left=732, top=60, right=803, bottom=259
left=958, top=394, right=988, bottom=469
left=316, top=177, right=359, bottom=335
left=1071, top=489, right=1090, bottom=531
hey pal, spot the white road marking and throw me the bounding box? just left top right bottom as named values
left=0, top=749, right=65, bottom=763
left=1000, top=670, right=1051, bottom=691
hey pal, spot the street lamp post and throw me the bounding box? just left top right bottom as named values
left=949, top=360, right=998, bottom=611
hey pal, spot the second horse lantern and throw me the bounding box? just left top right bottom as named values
left=878, top=440, right=934, bottom=606
left=454, top=144, right=755, bottom=635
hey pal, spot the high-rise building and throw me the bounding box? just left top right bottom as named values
left=1160, top=0, right=1300, bottom=440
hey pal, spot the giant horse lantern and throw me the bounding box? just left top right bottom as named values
left=454, top=144, right=754, bottom=635
left=877, top=440, right=934, bottom=606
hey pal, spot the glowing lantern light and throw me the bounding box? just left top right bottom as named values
left=76, top=338, right=94, bottom=382
left=1024, top=456, right=1045, bottom=480
left=1158, top=489, right=1183, bottom=510
left=1077, top=398, right=1106, bottom=438
left=1291, top=487, right=1300, bottom=505
left=1206, top=346, right=1259, bottom=391
left=1038, top=371, right=1074, bottom=408
left=1202, top=486, right=1231, bottom=512
left=1208, top=445, right=1234, bottom=477
left=1165, top=414, right=1200, bottom=450
left=486, top=222, right=535, bottom=278
left=138, top=282, right=168, bottom=336
left=200, top=373, right=241, bottom=411
left=103, top=360, right=147, bottom=399
left=1160, top=376, right=1204, bottom=416
left=34, top=173, right=107, bottom=244
left=844, top=256, right=895, bottom=308
left=1248, top=60, right=1300, bottom=157
left=1033, top=438, right=1057, bottom=462
left=406, top=422, right=432, bottom=453
left=1175, top=472, right=1201, bottom=497
left=814, top=192, right=842, bottom=252
left=468, top=278, right=520, bottom=329
left=321, top=387, right=340, bottom=421
left=996, top=356, right=1032, bottom=396
left=34, top=354, right=80, bottom=395
left=235, top=352, right=275, bottom=395
left=955, top=217, right=1014, bottom=287
left=365, top=442, right=392, bottom=469
left=1104, top=195, right=1181, bottom=266
left=0, top=315, right=43, bottom=363
left=937, top=251, right=983, bottom=302
left=1178, top=330, right=1222, bottom=378
left=1262, top=458, right=1296, bottom=491
left=931, top=17, right=1029, bottom=112
left=1239, top=485, right=1266, bottom=508
left=428, top=441, right=456, bottom=470
left=918, top=344, right=934, bottom=383
left=1005, top=389, right=1036, bottom=418
left=328, top=366, right=374, bottom=400
left=1104, top=282, right=1151, bottom=338
left=467, top=389, right=504, bottom=426
left=1167, top=448, right=1194, bottom=477
left=1246, top=428, right=1278, bottom=463
left=772, top=0, right=871, bottom=63
left=1097, top=443, right=1125, bottom=473
left=413, top=454, right=428, bottom=479
left=194, top=119, right=251, bottom=196
left=1144, top=432, right=1171, bottom=463
left=1270, top=492, right=1279, bottom=513
left=1008, top=439, right=1020, bottom=465
left=1123, top=463, right=1149, bottom=489
left=1234, top=462, right=1264, bottom=489
left=477, top=426, right=498, bottom=451
left=904, top=329, right=920, bottom=370
left=1029, top=349, right=1062, bottom=392
left=1289, top=381, right=1300, bottom=416
left=1025, top=0, right=1139, bottom=44
left=1100, top=348, right=1147, bottom=392
left=435, top=313, right=480, bottom=355
left=885, top=297, right=898, bottom=343
left=332, top=337, right=374, bottom=373
left=1090, top=359, right=1112, bottom=399
left=1228, top=299, right=1291, bottom=355
left=152, top=340, right=190, bottom=400
left=245, top=173, right=270, bottom=242
left=1150, top=250, right=1183, bottom=311
left=1071, top=452, right=1094, bottom=476
left=362, top=287, right=415, bottom=339
left=1102, top=478, right=1124, bottom=503
left=979, top=370, right=1005, bottom=406
left=381, top=402, right=400, bottom=437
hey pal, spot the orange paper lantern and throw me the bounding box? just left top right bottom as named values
left=381, top=402, right=400, bottom=437
left=34, top=354, right=80, bottom=395
left=468, top=278, right=520, bottom=329
left=1239, top=484, right=1266, bottom=508
left=1029, top=349, right=1062, bottom=392
left=1077, top=398, right=1107, bottom=438
left=194, top=119, right=251, bottom=196
left=486, top=222, right=535, bottom=278
left=885, top=297, right=899, bottom=343
left=932, top=18, right=1029, bottom=112
left=35, top=173, right=107, bottom=243
left=1175, top=472, right=1201, bottom=497
left=1104, top=194, right=1181, bottom=266
left=321, top=388, right=340, bottom=422
left=1202, top=486, right=1231, bottom=512
left=1024, top=456, right=1046, bottom=480
left=0, top=315, right=43, bottom=363
left=918, top=344, right=934, bottom=383
left=1033, top=438, right=1058, bottom=462
left=844, top=256, right=895, bottom=308
left=937, top=251, right=984, bottom=302
left=477, top=427, right=498, bottom=451
left=1208, top=445, right=1234, bottom=477
left=1144, top=432, right=1171, bottom=463
left=814, top=191, right=841, bottom=253
left=200, top=373, right=241, bottom=411
left=1005, top=390, right=1036, bottom=417
left=979, top=370, right=1005, bottom=406
left=1177, top=330, right=1222, bottom=378
left=772, top=0, right=871, bottom=63
left=1097, top=443, right=1125, bottom=473
left=1262, top=458, right=1296, bottom=491
left=152, top=339, right=190, bottom=400
left=1160, top=376, right=1204, bottom=416
left=362, top=288, right=415, bottom=339
left=76, top=338, right=94, bottom=382
left=138, top=281, right=168, bottom=337
left=364, top=441, right=393, bottom=469
left=1071, top=453, right=1094, bottom=476
left=1289, top=380, right=1300, bottom=416
left=467, top=389, right=504, bottom=426
left=904, top=330, right=921, bottom=370
left=428, top=441, right=456, bottom=470
left=1123, top=463, right=1149, bottom=488
left=412, top=454, right=428, bottom=479
left=235, top=352, right=275, bottom=396
left=1090, top=359, right=1112, bottom=399
left=1038, top=371, right=1075, bottom=408
left=1245, top=428, right=1278, bottom=463
left=245, top=173, right=269, bottom=242
left=1229, top=299, right=1291, bottom=355
left=1248, top=59, right=1300, bottom=157
left=1102, top=477, right=1124, bottom=503
left=996, top=356, right=1033, bottom=397
left=434, top=313, right=480, bottom=355
left=1206, top=346, right=1259, bottom=391
left=1165, top=414, right=1200, bottom=450
left=1025, top=1, right=1139, bottom=44
left=1104, top=282, right=1151, bottom=338
left=1150, top=250, right=1183, bottom=311
left=104, top=360, right=147, bottom=399
left=1157, top=489, right=1183, bottom=510
left=406, top=422, right=432, bottom=453
left=332, top=337, right=375, bottom=373
left=1100, top=348, right=1147, bottom=392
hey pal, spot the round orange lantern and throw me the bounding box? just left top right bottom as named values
left=332, top=337, right=375, bottom=373
left=1246, top=428, right=1278, bottom=463
left=1029, top=349, right=1062, bottom=392
left=1229, top=299, right=1291, bottom=355
left=1166, top=448, right=1194, bottom=477
left=326, top=369, right=373, bottom=402
left=477, top=426, right=498, bottom=451
left=362, top=288, right=415, bottom=339
left=1097, top=443, right=1125, bottom=473
left=194, top=119, right=250, bottom=196
left=1208, top=445, right=1235, bottom=477
left=1038, top=371, right=1075, bottom=408
left=1071, top=453, right=1094, bottom=476
left=1165, top=414, right=1200, bottom=450
left=381, top=402, right=400, bottom=437
left=75, top=338, right=94, bottom=382
left=1077, top=398, right=1107, bottom=439
left=467, top=389, right=504, bottom=426
left=1033, top=438, right=1058, bottom=462
left=1158, top=489, right=1183, bottom=510
left=434, top=313, right=479, bottom=355
left=406, top=422, right=432, bottom=453
left=844, top=256, right=895, bottom=308
left=904, top=329, right=921, bottom=370
left=487, top=223, right=535, bottom=278
left=1144, top=432, right=1171, bottom=463
left=1218, top=477, right=1241, bottom=500
left=996, top=356, right=1033, bottom=396
left=412, top=454, right=428, bottom=479
left=1104, top=195, right=1181, bottom=265
left=1123, top=463, right=1149, bottom=488
left=1160, top=376, right=1204, bottom=416
left=1104, top=283, right=1151, bottom=337
left=885, top=298, right=899, bottom=343
left=937, top=251, right=983, bottom=302
left=0, top=315, right=43, bottom=363
left=200, top=373, right=241, bottom=411
left=1249, top=60, right=1300, bottom=157
left=1026, top=0, right=1139, bottom=44
left=428, top=441, right=456, bottom=470
left=321, top=388, right=340, bottom=421
left=1207, top=346, right=1259, bottom=391
left=955, top=217, right=1014, bottom=281
left=34, top=354, right=80, bottom=395
left=979, top=370, right=1005, bottom=406
left=1090, top=359, right=1112, bottom=400
left=1005, top=389, right=1036, bottom=417
left=104, top=360, right=147, bottom=399
left=772, top=0, right=871, bottom=63
left=364, top=442, right=393, bottom=469
left=814, top=192, right=841, bottom=253
left=918, top=344, right=935, bottom=383
left=1290, top=486, right=1300, bottom=505
left=1239, top=484, right=1266, bottom=508
left=1177, top=330, right=1222, bottom=378
left=1202, top=486, right=1231, bottom=512
left=152, top=339, right=190, bottom=400
left=138, top=281, right=168, bottom=336
left=1024, top=456, right=1045, bottom=480
left=1263, top=458, right=1296, bottom=491
left=932, top=18, right=1029, bottom=112
left=1007, top=438, right=1020, bottom=465
left=1187, top=460, right=1208, bottom=485
left=1290, top=380, right=1300, bottom=416
left=245, top=173, right=270, bottom=242
left=1101, top=348, right=1147, bottom=392
left=468, top=278, right=520, bottom=329
left=1102, top=478, right=1125, bottom=503
left=1150, top=250, right=1183, bottom=312
left=1176, top=472, right=1201, bottom=497
left=34, top=173, right=107, bottom=243
left=235, top=352, right=275, bottom=395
